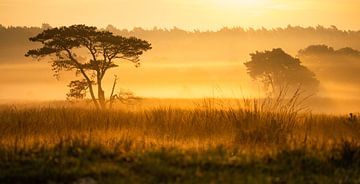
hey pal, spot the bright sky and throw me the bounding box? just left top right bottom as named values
left=1, top=0, right=360, bottom=30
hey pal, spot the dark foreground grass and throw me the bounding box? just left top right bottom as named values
left=0, top=101, right=360, bottom=183
left=1, top=140, right=360, bottom=184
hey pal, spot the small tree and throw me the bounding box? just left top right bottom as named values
left=25, top=25, right=151, bottom=109
left=244, top=48, right=319, bottom=95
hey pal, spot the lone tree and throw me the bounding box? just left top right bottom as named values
left=244, top=48, right=319, bottom=95
left=26, top=25, right=151, bottom=109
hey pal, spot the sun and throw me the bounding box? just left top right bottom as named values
left=212, top=0, right=268, bottom=7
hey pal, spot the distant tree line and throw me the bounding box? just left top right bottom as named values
left=2, top=24, right=360, bottom=64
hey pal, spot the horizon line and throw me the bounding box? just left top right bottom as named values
left=1, top=23, right=359, bottom=33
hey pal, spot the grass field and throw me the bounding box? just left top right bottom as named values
left=0, top=97, right=360, bottom=183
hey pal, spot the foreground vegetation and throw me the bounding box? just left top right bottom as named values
left=1, top=140, right=360, bottom=183
left=0, top=98, right=359, bottom=183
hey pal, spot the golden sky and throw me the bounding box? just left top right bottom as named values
left=1, top=0, right=359, bottom=30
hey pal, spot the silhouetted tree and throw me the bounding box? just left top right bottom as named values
left=41, top=23, right=52, bottom=30
left=298, top=45, right=334, bottom=56
left=25, top=25, right=151, bottom=109
left=244, top=48, right=319, bottom=95
left=298, top=45, right=360, bottom=85
left=299, top=44, right=360, bottom=57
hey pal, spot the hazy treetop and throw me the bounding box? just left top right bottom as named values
left=299, top=45, right=360, bottom=57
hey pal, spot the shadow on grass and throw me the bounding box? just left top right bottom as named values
left=1, top=140, right=360, bottom=183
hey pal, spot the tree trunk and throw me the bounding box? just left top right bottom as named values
left=97, top=77, right=106, bottom=109
left=65, top=50, right=100, bottom=109
left=87, top=82, right=100, bottom=110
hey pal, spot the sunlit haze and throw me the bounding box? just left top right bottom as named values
left=1, top=0, right=360, bottom=113
left=1, top=0, right=360, bottom=30
left=2, top=0, right=360, bottom=181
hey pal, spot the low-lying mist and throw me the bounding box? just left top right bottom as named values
left=0, top=25, right=360, bottom=113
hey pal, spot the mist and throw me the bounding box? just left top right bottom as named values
left=1, top=25, right=360, bottom=113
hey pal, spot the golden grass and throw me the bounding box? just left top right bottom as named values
left=0, top=96, right=359, bottom=156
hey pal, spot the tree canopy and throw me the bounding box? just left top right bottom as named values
left=299, top=45, right=360, bottom=57
left=298, top=45, right=360, bottom=86
left=25, top=24, right=151, bottom=109
left=244, top=48, right=319, bottom=95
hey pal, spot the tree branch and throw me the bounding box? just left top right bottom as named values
left=64, top=48, right=100, bottom=109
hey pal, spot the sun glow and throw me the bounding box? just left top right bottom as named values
left=212, top=0, right=268, bottom=7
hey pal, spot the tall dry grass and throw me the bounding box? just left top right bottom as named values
left=0, top=91, right=359, bottom=155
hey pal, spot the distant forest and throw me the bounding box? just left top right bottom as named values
left=1, top=24, right=360, bottom=64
